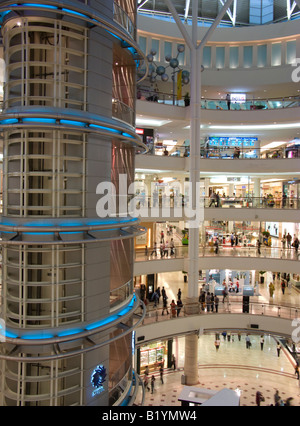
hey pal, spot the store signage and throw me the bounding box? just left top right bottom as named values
left=91, top=365, right=107, bottom=397
left=136, top=128, right=144, bottom=135
left=231, top=93, right=246, bottom=103
left=208, top=136, right=258, bottom=147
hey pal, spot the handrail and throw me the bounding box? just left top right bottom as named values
left=132, top=195, right=300, bottom=211
left=139, top=299, right=300, bottom=326
left=137, top=88, right=300, bottom=110
left=141, top=143, right=300, bottom=159
left=135, top=244, right=300, bottom=262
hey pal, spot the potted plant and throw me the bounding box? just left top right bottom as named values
left=184, top=92, right=190, bottom=107
left=259, top=271, right=266, bottom=284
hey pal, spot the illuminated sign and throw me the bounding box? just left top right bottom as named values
left=136, top=128, right=144, bottom=135
left=91, top=365, right=107, bottom=397
left=231, top=93, right=246, bottom=103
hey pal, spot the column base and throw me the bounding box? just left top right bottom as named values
left=184, top=297, right=200, bottom=315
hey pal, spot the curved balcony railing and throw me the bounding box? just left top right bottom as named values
left=137, top=89, right=300, bottom=110
left=112, top=99, right=135, bottom=127
left=137, top=299, right=300, bottom=326
left=204, top=196, right=300, bottom=210
left=113, top=2, right=135, bottom=38
left=135, top=244, right=300, bottom=262
left=142, top=144, right=300, bottom=159
left=133, top=196, right=300, bottom=211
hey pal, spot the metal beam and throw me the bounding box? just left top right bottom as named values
left=137, top=0, right=150, bottom=10
left=164, top=0, right=194, bottom=50
left=198, top=0, right=235, bottom=49
left=184, top=0, right=191, bottom=21
left=294, top=0, right=300, bottom=11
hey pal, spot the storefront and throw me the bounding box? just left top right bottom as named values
left=137, top=340, right=172, bottom=374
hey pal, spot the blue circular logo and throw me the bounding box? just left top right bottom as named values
left=91, top=365, right=106, bottom=396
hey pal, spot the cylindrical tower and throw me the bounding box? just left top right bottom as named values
left=0, top=0, right=146, bottom=406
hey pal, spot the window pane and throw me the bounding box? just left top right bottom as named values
left=271, top=43, right=281, bottom=66
left=216, top=47, right=225, bottom=69
left=139, top=36, right=147, bottom=54
left=257, top=44, right=267, bottom=67
left=151, top=39, right=160, bottom=61
left=164, top=41, right=172, bottom=60
left=286, top=40, right=296, bottom=65
left=203, top=46, right=211, bottom=68
left=229, top=46, right=239, bottom=69
left=244, top=46, right=253, bottom=68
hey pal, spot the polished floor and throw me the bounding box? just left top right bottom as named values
left=138, top=334, right=300, bottom=407
left=135, top=221, right=300, bottom=406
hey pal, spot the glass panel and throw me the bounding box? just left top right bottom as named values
left=257, top=44, right=267, bottom=67
left=271, top=43, right=281, bottom=66
left=243, top=46, right=253, bottom=68
left=203, top=46, right=211, bottom=68
left=286, top=40, right=296, bottom=65
left=229, top=46, right=239, bottom=69
left=139, top=36, right=147, bottom=54
left=216, top=47, right=225, bottom=69
left=151, top=39, right=160, bottom=61
left=164, top=41, right=172, bottom=60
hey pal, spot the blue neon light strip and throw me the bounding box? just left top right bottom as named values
left=23, top=3, right=58, bottom=9
left=3, top=295, right=137, bottom=340
left=0, top=118, right=138, bottom=140
left=22, top=118, right=56, bottom=124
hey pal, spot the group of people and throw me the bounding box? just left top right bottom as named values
left=150, top=286, right=184, bottom=318
left=281, top=233, right=299, bottom=253
left=256, top=389, right=294, bottom=407
left=199, top=290, right=220, bottom=313
left=143, top=366, right=157, bottom=394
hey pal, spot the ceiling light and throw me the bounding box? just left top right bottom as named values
left=136, top=118, right=172, bottom=127
left=208, top=123, right=300, bottom=130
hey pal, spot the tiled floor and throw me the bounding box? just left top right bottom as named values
left=138, top=334, right=300, bottom=407
left=135, top=222, right=300, bottom=406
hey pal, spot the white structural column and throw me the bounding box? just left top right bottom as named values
left=164, top=0, right=234, bottom=386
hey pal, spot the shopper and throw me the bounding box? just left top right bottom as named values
left=295, top=365, right=300, bottom=380
left=144, top=374, right=150, bottom=392
left=281, top=280, right=286, bottom=295
left=214, top=295, right=219, bottom=313
left=246, top=334, right=251, bottom=349
left=211, top=293, right=215, bottom=312
left=162, top=296, right=169, bottom=316
left=269, top=282, right=275, bottom=298
left=256, top=391, right=264, bottom=406
left=274, top=390, right=281, bottom=406
left=226, top=93, right=231, bottom=110
left=177, top=288, right=182, bottom=300
left=277, top=343, right=281, bottom=357
left=260, top=335, right=265, bottom=351
left=206, top=293, right=212, bottom=312
left=293, top=236, right=299, bottom=254
left=151, top=375, right=155, bottom=394
left=171, top=354, right=176, bottom=370
left=176, top=299, right=183, bottom=317
left=160, top=366, right=164, bottom=384
left=215, top=338, right=221, bottom=351
left=287, top=233, right=292, bottom=249
left=170, top=300, right=177, bottom=318
left=257, top=239, right=261, bottom=255
left=151, top=242, right=157, bottom=256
